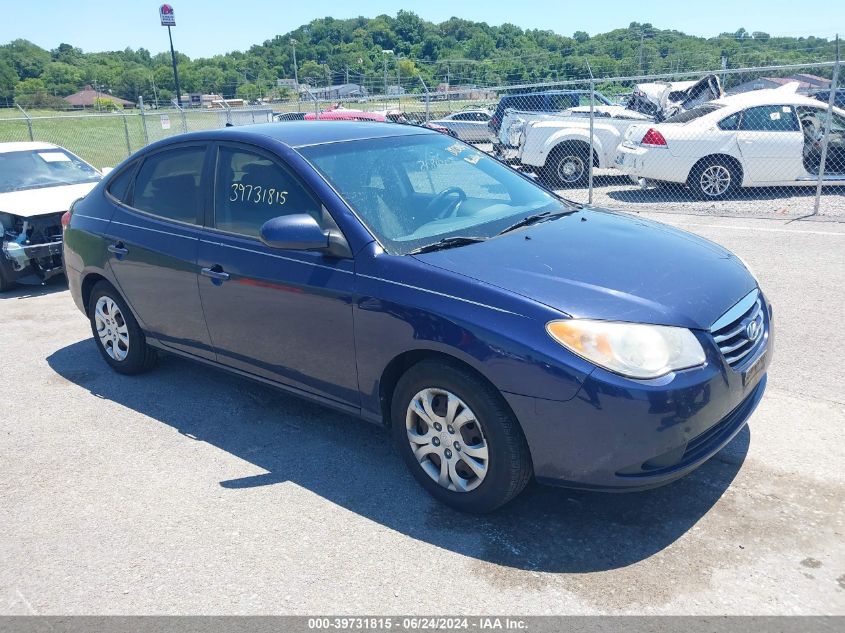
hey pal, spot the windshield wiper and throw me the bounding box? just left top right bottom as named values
left=497, top=209, right=578, bottom=236
left=408, top=236, right=488, bottom=255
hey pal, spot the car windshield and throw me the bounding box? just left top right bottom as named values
left=301, top=134, right=568, bottom=254
left=0, top=149, right=100, bottom=193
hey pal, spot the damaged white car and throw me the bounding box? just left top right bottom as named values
left=501, top=75, right=722, bottom=187
left=0, top=142, right=102, bottom=291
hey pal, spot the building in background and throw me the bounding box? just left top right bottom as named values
left=63, top=86, right=135, bottom=109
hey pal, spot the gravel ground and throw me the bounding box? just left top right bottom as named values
left=470, top=143, right=845, bottom=221
left=0, top=212, right=843, bottom=615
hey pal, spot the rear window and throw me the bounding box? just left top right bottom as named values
left=663, top=103, right=725, bottom=124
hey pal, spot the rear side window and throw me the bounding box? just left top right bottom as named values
left=718, top=112, right=741, bottom=131
left=131, top=147, right=206, bottom=224
left=663, top=103, right=725, bottom=124
left=548, top=94, right=579, bottom=110
left=740, top=106, right=800, bottom=132
left=106, top=162, right=137, bottom=202
left=214, top=146, right=321, bottom=238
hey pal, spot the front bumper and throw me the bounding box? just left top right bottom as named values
left=504, top=302, right=773, bottom=491
left=1, top=238, right=65, bottom=284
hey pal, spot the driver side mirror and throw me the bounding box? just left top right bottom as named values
left=259, top=214, right=329, bottom=251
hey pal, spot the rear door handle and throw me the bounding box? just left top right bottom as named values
left=107, top=242, right=128, bottom=257
left=201, top=266, right=230, bottom=283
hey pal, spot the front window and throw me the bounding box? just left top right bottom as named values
left=301, top=134, right=568, bottom=254
left=213, top=146, right=322, bottom=238
left=739, top=105, right=800, bottom=132
left=0, top=148, right=100, bottom=193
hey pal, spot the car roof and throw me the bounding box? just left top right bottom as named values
left=200, top=120, right=433, bottom=148
left=716, top=85, right=832, bottom=110
left=0, top=141, right=59, bottom=154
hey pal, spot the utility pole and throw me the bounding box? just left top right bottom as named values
left=382, top=49, right=393, bottom=107
left=159, top=5, right=181, bottom=107
left=638, top=28, right=645, bottom=75
left=291, top=38, right=299, bottom=110
left=291, top=39, right=299, bottom=87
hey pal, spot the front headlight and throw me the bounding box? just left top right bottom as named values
left=546, top=319, right=706, bottom=379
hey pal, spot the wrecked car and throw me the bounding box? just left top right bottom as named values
left=498, top=75, right=722, bottom=186
left=0, top=142, right=102, bottom=291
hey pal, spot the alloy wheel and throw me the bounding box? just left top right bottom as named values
left=94, top=295, right=130, bottom=361
left=699, top=164, right=732, bottom=197
left=405, top=388, right=489, bottom=493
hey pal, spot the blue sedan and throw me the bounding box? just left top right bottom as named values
left=62, top=122, right=772, bottom=513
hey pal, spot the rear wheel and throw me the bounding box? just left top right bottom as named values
left=541, top=144, right=590, bottom=188
left=0, top=266, right=12, bottom=292
left=689, top=157, right=740, bottom=200
left=88, top=281, right=157, bottom=375
left=391, top=360, right=532, bottom=513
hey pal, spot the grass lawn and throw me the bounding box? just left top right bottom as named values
left=0, top=99, right=491, bottom=169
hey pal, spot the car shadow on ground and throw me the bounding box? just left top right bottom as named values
left=47, top=339, right=750, bottom=573
left=0, top=277, right=68, bottom=300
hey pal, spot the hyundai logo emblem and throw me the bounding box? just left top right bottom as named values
left=745, top=319, right=762, bottom=342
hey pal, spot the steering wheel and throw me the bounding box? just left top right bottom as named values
left=426, top=187, right=467, bottom=219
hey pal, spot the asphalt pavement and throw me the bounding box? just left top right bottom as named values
left=1, top=211, right=843, bottom=615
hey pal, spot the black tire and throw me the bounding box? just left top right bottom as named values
left=391, top=360, right=532, bottom=513
left=541, top=144, right=590, bottom=188
left=88, top=281, right=157, bottom=375
left=0, top=265, right=12, bottom=292
left=688, top=157, right=741, bottom=200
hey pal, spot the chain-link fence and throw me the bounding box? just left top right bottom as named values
left=0, top=104, right=273, bottom=170
left=2, top=61, right=841, bottom=218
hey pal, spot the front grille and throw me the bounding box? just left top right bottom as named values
left=710, top=290, right=765, bottom=368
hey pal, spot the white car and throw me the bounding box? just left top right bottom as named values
left=503, top=75, right=722, bottom=185
left=429, top=110, right=492, bottom=143
left=615, top=84, right=845, bottom=199
left=512, top=106, right=652, bottom=186
left=0, top=142, right=102, bottom=290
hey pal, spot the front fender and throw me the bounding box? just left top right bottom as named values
left=352, top=245, right=594, bottom=422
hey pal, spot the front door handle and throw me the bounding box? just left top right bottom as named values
left=107, top=242, right=128, bottom=258
left=201, top=265, right=230, bottom=283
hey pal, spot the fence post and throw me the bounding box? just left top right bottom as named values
left=138, top=97, right=149, bottom=146
left=16, top=104, right=34, bottom=141
left=588, top=79, right=595, bottom=205
left=813, top=35, right=840, bottom=216
left=418, top=75, right=431, bottom=122
left=122, top=113, right=132, bottom=157
left=176, top=104, right=188, bottom=133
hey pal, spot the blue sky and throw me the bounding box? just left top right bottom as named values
left=2, top=0, right=841, bottom=58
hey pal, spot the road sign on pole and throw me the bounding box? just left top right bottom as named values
left=159, top=5, right=182, bottom=108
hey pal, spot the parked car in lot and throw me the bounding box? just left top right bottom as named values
left=499, top=75, right=722, bottom=184
left=429, top=110, right=492, bottom=143
left=616, top=84, right=845, bottom=199
left=0, top=142, right=102, bottom=291
left=489, top=90, right=613, bottom=139
left=273, top=111, right=308, bottom=122
left=64, top=122, right=771, bottom=512
left=810, top=89, right=845, bottom=110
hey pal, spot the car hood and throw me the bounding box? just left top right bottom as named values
left=0, top=182, right=98, bottom=218
left=413, top=209, right=755, bottom=330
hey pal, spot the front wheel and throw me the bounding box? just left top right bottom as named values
left=391, top=360, right=532, bottom=513
left=88, top=281, right=157, bottom=375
